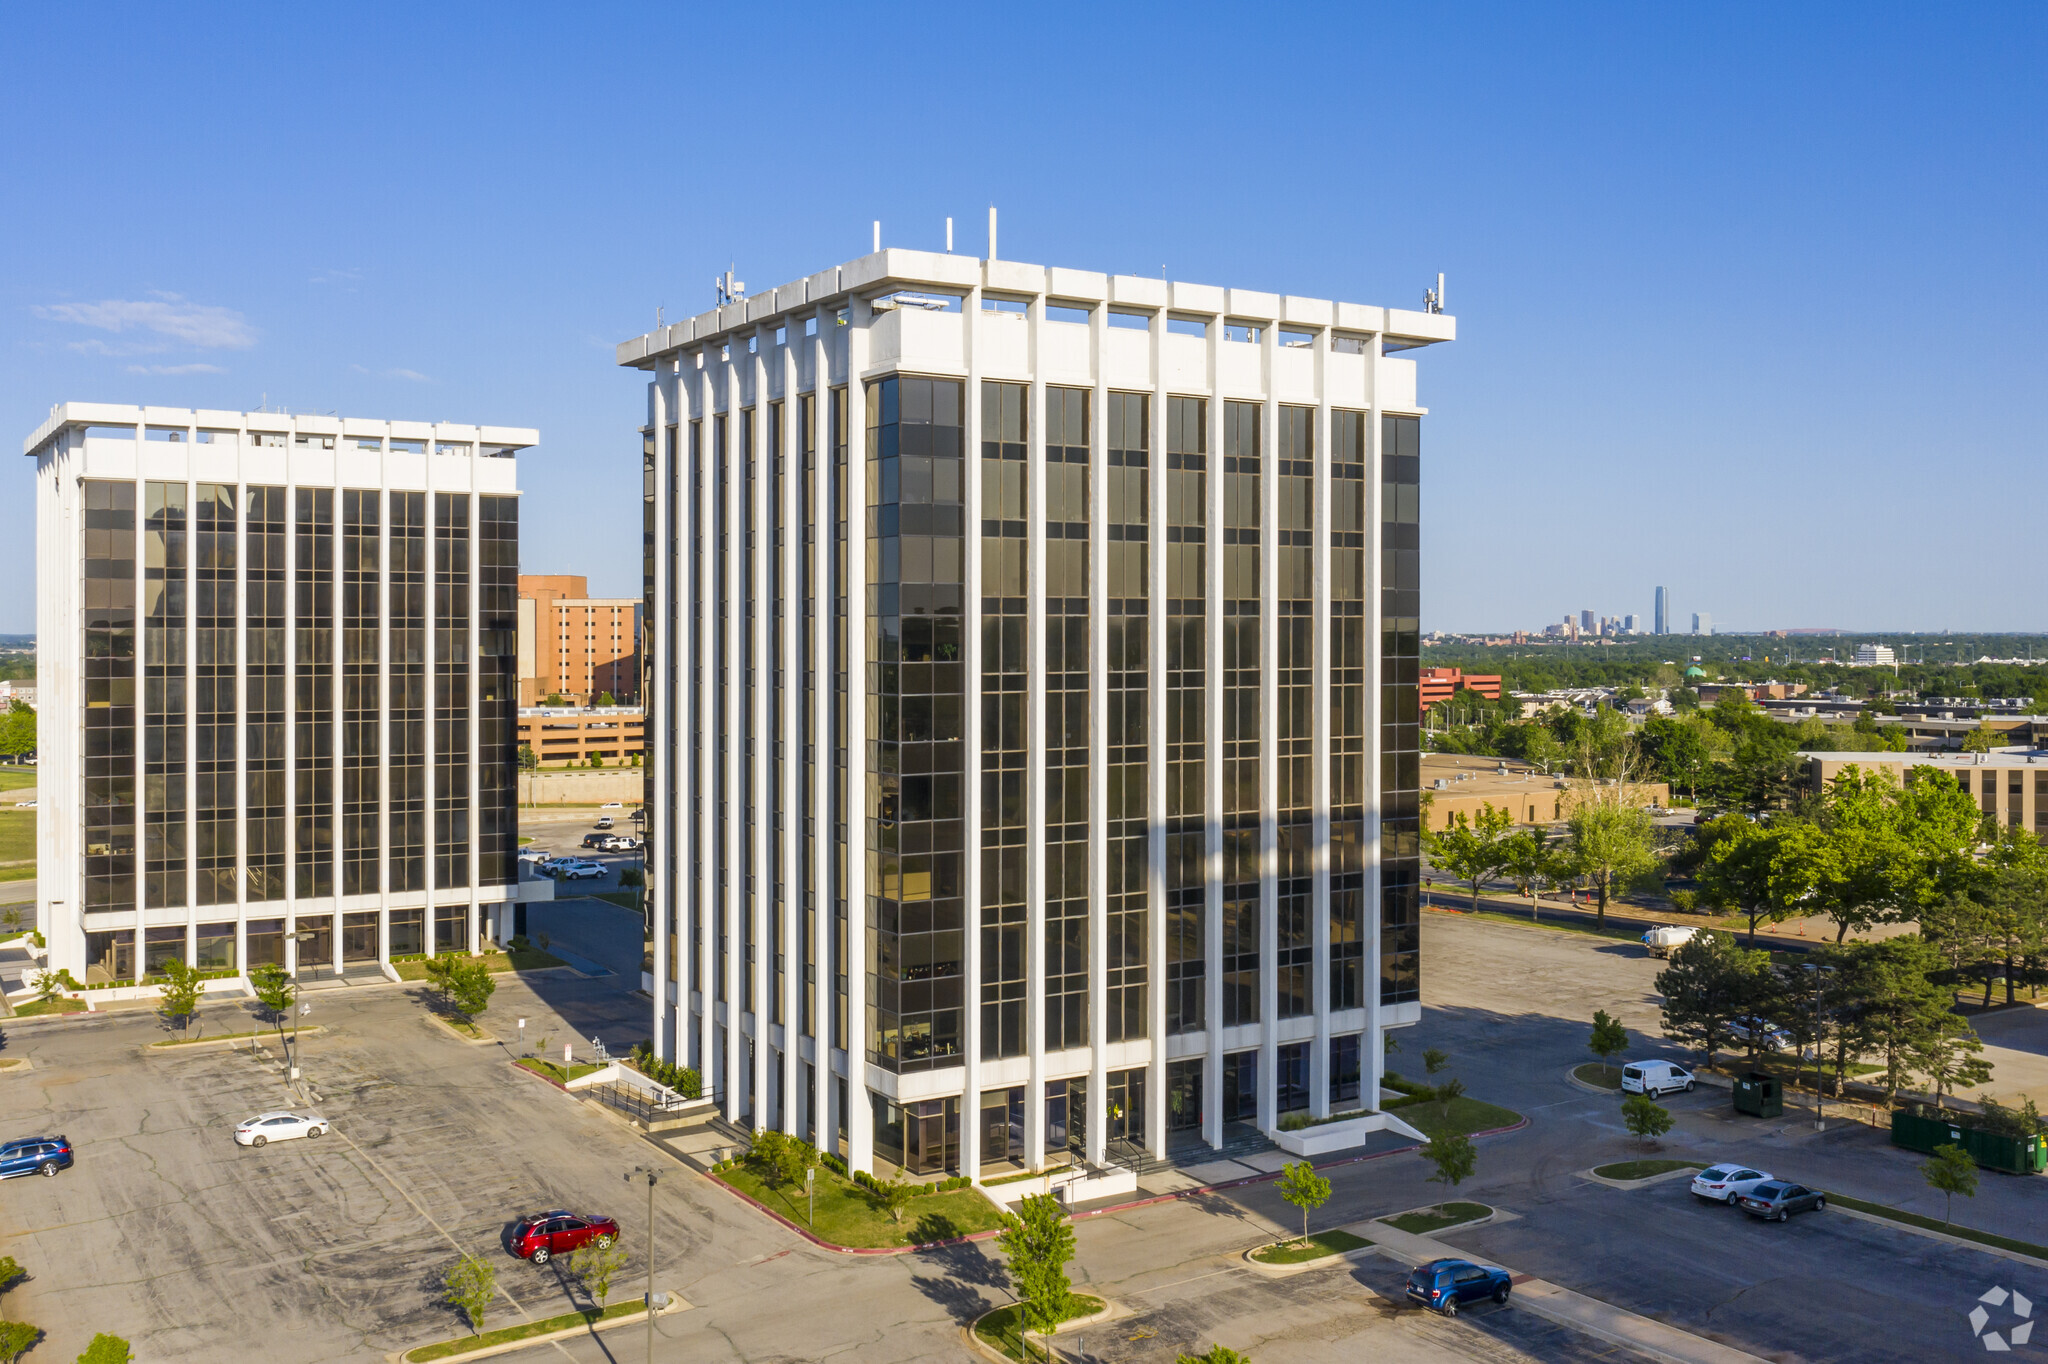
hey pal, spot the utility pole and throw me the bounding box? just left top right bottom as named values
left=627, top=1167, right=660, bottom=1359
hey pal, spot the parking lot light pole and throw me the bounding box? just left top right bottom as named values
left=627, top=1166, right=659, bottom=1359
left=288, top=928, right=319, bottom=1080
left=1801, top=963, right=1836, bottom=1126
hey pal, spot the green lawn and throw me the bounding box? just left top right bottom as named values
left=1575, top=1063, right=1624, bottom=1090
left=1382, top=1201, right=1492, bottom=1235
left=1822, top=1193, right=2048, bottom=1261
left=393, top=946, right=566, bottom=980
left=404, top=1300, right=647, bottom=1362
left=1594, top=1159, right=1699, bottom=1181
left=589, top=891, right=643, bottom=912
left=1432, top=904, right=1648, bottom=942
left=1251, top=1228, right=1373, bottom=1264
left=973, top=1296, right=1107, bottom=1362
left=0, top=768, right=35, bottom=791
left=13, top=997, right=87, bottom=1016
left=1401, top=1097, right=1525, bottom=1140
left=715, top=1160, right=1005, bottom=1250
left=0, top=808, right=32, bottom=863
left=516, top=1057, right=604, bottom=1084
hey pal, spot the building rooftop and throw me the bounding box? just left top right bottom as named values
left=1801, top=748, right=2048, bottom=766
left=23, top=402, right=538, bottom=458
left=616, top=248, right=1455, bottom=369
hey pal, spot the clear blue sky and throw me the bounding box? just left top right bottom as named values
left=5, top=4, right=2043, bottom=635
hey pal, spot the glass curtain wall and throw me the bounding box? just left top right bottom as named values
left=1104, top=392, right=1149, bottom=1043
left=1275, top=410, right=1313, bottom=1019
left=1379, top=415, right=1422, bottom=1003
left=1220, top=402, right=1261, bottom=1027
left=194, top=484, right=237, bottom=908
left=389, top=491, right=427, bottom=894
left=1328, top=413, right=1368, bottom=1009
left=479, top=497, right=518, bottom=887
left=1163, top=397, right=1206, bottom=1034
left=977, top=380, right=1027, bottom=1060
left=245, top=487, right=287, bottom=904
left=865, top=374, right=966, bottom=1072
left=294, top=490, right=334, bottom=899
left=433, top=493, right=471, bottom=889
left=341, top=491, right=381, bottom=896
left=1042, top=385, right=1089, bottom=1053
left=143, top=482, right=187, bottom=910
left=83, top=480, right=138, bottom=915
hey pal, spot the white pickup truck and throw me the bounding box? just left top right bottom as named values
left=1641, top=924, right=1699, bottom=958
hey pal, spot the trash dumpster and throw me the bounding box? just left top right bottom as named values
left=1891, top=1110, right=2048, bottom=1175
left=1733, top=1072, right=1783, bottom=1119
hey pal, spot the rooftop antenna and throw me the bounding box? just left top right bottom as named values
left=713, top=267, right=745, bottom=308
left=1424, top=272, right=1446, bottom=314
left=988, top=206, right=997, bottom=262
left=873, top=220, right=881, bottom=253
left=946, top=217, right=953, bottom=253
left=656, top=304, right=664, bottom=330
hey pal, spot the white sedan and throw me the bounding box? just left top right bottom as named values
left=235, top=1111, right=330, bottom=1147
left=1690, top=1163, right=1774, bottom=1205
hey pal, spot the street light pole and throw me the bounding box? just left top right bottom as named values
left=288, top=927, right=318, bottom=1086
left=627, top=1167, right=659, bottom=1360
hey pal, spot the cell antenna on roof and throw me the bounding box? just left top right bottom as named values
left=714, top=268, right=745, bottom=308
left=1425, top=272, right=1446, bottom=314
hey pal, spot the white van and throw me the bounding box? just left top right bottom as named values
left=1620, top=1060, right=1695, bottom=1097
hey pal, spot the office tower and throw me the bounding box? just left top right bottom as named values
left=1623, top=614, right=1638, bottom=632
left=1693, top=612, right=1711, bottom=636
left=1579, top=609, right=1594, bottom=632
left=516, top=574, right=643, bottom=707
left=620, top=249, right=1454, bottom=1178
left=1856, top=643, right=1896, bottom=666
left=27, top=404, right=534, bottom=985
left=1654, top=586, right=1669, bottom=635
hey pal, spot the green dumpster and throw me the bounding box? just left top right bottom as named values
left=1891, top=1110, right=2048, bottom=1175
left=1733, top=1072, right=1783, bottom=1119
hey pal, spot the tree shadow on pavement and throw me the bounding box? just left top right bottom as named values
left=906, top=1237, right=1010, bottom=1325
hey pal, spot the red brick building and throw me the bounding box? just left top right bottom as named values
left=517, top=574, right=641, bottom=708
left=1419, top=666, right=1502, bottom=714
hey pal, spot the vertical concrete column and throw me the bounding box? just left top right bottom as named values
left=960, top=281, right=985, bottom=1181
left=1310, top=329, right=1334, bottom=1119
left=749, top=336, right=772, bottom=1128
left=329, top=462, right=344, bottom=934
left=1364, top=331, right=1387, bottom=1102
left=780, top=335, right=804, bottom=1137
left=723, top=357, right=746, bottom=1125
left=1202, top=311, right=1225, bottom=1151
left=844, top=306, right=873, bottom=1176
left=1146, top=305, right=1170, bottom=1160
left=1257, top=324, right=1279, bottom=1136
left=809, top=313, right=835, bottom=1149
left=466, top=477, right=482, bottom=952
left=696, top=361, right=719, bottom=1079
left=650, top=379, right=673, bottom=1059
left=1023, top=287, right=1048, bottom=1172
left=1085, top=296, right=1109, bottom=1170
left=236, top=476, right=251, bottom=966
left=131, top=473, right=147, bottom=974
left=375, top=482, right=391, bottom=971
left=283, top=463, right=297, bottom=970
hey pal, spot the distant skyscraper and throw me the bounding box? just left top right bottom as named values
left=1654, top=586, right=1668, bottom=635
left=1693, top=612, right=1711, bottom=636
left=1579, top=609, right=1595, bottom=632
left=1623, top=613, right=1638, bottom=632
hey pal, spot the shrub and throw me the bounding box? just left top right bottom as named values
left=77, top=1336, right=132, bottom=1364
left=443, top=1256, right=495, bottom=1334
left=1621, top=1093, right=1674, bottom=1146
left=0, top=1322, right=37, bottom=1364
left=627, top=1041, right=703, bottom=1098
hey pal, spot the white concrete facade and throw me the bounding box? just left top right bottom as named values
left=622, top=250, right=1452, bottom=1178
left=25, top=403, right=535, bottom=988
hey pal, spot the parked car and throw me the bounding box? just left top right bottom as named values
left=556, top=860, right=605, bottom=881
left=0, top=1136, right=74, bottom=1179
left=509, top=1209, right=620, bottom=1265
left=1641, top=924, right=1698, bottom=958
left=539, top=856, right=577, bottom=872
left=1405, top=1257, right=1512, bottom=1316
left=1690, top=1163, right=1774, bottom=1205
left=234, top=1112, right=329, bottom=1147
left=518, top=847, right=549, bottom=864
left=595, top=815, right=615, bottom=830
left=1727, top=1015, right=1796, bottom=1053
left=580, top=834, right=609, bottom=849
left=1620, top=1059, right=1695, bottom=1097
left=1737, top=1181, right=1825, bottom=1222
left=601, top=801, right=624, bottom=809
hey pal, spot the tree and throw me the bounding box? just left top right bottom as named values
left=443, top=1255, right=496, bottom=1334
left=1424, top=803, right=1518, bottom=914
left=1776, top=766, right=1980, bottom=944
left=750, top=1130, right=819, bottom=1190
left=877, top=1169, right=916, bottom=1224
left=996, top=1193, right=1076, bottom=1337
left=1588, top=1010, right=1629, bottom=1073
left=1421, top=1133, right=1476, bottom=1190
left=1656, top=930, right=1770, bottom=1068
left=1564, top=799, right=1659, bottom=926
left=518, top=743, right=538, bottom=770
left=1921, top=1143, right=1978, bottom=1226
left=597, top=690, right=616, bottom=707
left=1847, top=937, right=1963, bottom=1104
left=0, top=701, right=35, bottom=759
left=425, top=954, right=497, bottom=1022
left=1911, top=1014, right=1993, bottom=1109
left=157, top=958, right=204, bottom=1039
left=0, top=905, right=22, bottom=938
left=1276, top=1160, right=1331, bottom=1243
left=568, top=1240, right=627, bottom=1306
left=1177, top=1349, right=1251, bottom=1364
left=1500, top=829, right=1547, bottom=900
left=249, top=962, right=296, bottom=1041
left=1621, top=1094, right=1674, bottom=1146
left=0, top=1255, right=20, bottom=1294
left=1640, top=716, right=1711, bottom=804
left=1695, top=816, right=1795, bottom=945
left=31, top=968, right=80, bottom=1006
left=76, top=1337, right=131, bottom=1364
left=0, top=1322, right=35, bottom=1364
left=588, top=752, right=605, bottom=768
left=1961, top=725, right=1999, bottom=754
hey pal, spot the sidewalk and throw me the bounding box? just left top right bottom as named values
left=1359, top=1216, right=1768, bottom=1364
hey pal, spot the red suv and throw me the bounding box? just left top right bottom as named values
left=509, top=1210, right=620, bottom=1265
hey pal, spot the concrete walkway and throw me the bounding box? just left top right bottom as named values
left=1359, top=1216, right=1770, bottom=1364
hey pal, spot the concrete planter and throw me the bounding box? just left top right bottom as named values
left=1271, top=1109, right=1428, bottom=1158
left=981, top=1164, right=1136, bottom=1209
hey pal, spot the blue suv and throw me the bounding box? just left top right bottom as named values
left=0, top=1136, right=74, bottom=1180
left=1406, top=1257, right=1512, bottom=1316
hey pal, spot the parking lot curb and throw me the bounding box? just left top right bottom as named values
left=701, top=1167, right=1005, bottom=1256
left=1578, top=1164, right=1701, bottom=1191
left=1824, top=1202, right=2048, bottom=1272
left=145, top=1026, right=324, bottom=1055
left=425, top=1014, right=499, bottom=1046
left=382, top=1291, right=690, bottom=1364
left=0, top=1057, right=31, bottom=1074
